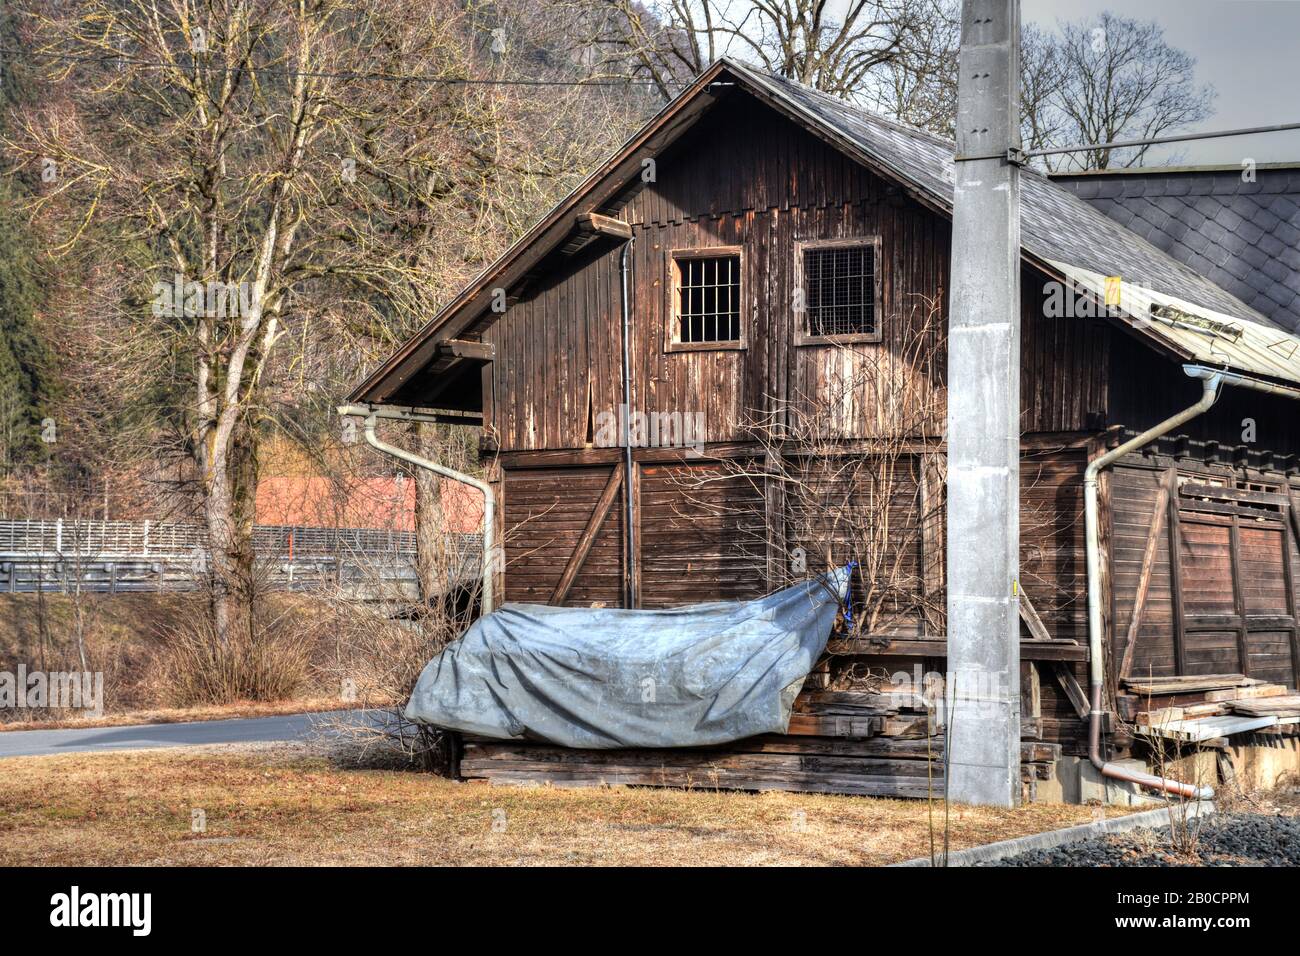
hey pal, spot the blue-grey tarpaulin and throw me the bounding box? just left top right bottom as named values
left=404, top=568, right=851, bottom=748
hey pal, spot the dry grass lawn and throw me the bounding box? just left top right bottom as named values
left=0, top=744, right=1141, bottom=866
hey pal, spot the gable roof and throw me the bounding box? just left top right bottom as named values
left=1051, top=166, right=1300, bottom=333
left=351, top=58, right=1300, bottom=404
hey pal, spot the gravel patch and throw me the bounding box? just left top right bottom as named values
left=987, top=813, right=1300, bottom=866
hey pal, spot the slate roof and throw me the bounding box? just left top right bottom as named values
left=742, top=64, right=1283, bottom=329
left=354, top=58, right=1300, bottom=403
left=1052, top=166, right=1300, bottom=333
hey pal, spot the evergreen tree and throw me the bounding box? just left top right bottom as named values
left=0, top=4, right=54, bottom=471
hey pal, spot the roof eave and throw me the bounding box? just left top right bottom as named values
left=349, top=60, right=737, bottom=405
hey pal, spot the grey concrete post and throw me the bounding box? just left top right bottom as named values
left=945, top=0, right=1023, bottom=807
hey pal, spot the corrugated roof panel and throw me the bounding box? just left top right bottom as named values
left=1048, top=260, right=1300, bottom=387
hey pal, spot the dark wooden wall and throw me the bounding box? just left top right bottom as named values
left=1109, top=331, right=1300, bottom=456
left=482, top=93, right=1113, bottom=453
left=1108, top=449, right=1300, bottom=686
left=482, top=88, right=1299, bottom=740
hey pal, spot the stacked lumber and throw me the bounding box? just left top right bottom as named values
left=456, top=687, right=1060, bottom=798
left=459, top=735, right=944, bottom=797
left=790, top=689, right=934, bottom=739
left=1230, top=695, right=1300, bottom=718
left=1123, top=673, right=1300, bottom=743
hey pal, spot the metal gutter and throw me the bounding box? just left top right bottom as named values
left=337, top=404, right=496, bottom=615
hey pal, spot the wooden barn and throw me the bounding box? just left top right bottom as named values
left=348, top=59, right=1300, bottom=801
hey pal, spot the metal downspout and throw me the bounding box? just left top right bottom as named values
left=337, top=404, right=496, bottom=615
left=619, top=238, right=636, bottom=608
left=1085, top=364, right=1300, bottom=799
left=1084, top=369, right=1222, bottom=800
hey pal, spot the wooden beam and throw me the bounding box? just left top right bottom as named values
left=1285, top=492, right=1300, bottom=690
left=1018, top=587, right=1052, bottom=642
left=1020, top=661, right=1041, bottom=726
left=1180, top=483, right=1291, bottom=508
left=577, top=212, right=633, bottom=240
left=1050, top=661, right=1091, bottom=720
left=825, top=638, right=1088, bottom=662
left=549, top=461, right=624, bottom=606
left=1229, top=515, right=1251, bottom=678
left=436, top=339, right=495, bottom=362
left=1166, top=468, right=1188, bottom=674
left=1118, top=481, right=1170, bottom=679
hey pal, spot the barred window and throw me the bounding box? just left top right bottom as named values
left=803, top=242, right=876, bottom=338
left=675, top=254, right=741, bottom=344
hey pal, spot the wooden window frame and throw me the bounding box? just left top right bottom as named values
left=665, top=246, right=747, bottom=353
left=794, top=236, right=883, bottom=346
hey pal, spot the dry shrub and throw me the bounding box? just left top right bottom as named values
left=151, top=595, right=313, bottom=706
left=317, top=589, right=473, bottom=772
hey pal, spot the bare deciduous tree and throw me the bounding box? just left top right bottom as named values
left=8, top=0, right=641, bottom=651
left=1047, top=13, right=1215, bottom=170
left=574, top=0, right=944, bottom=103
left=862, top=1, right=958, bottom=135
left=848, top=6, right=1215, bottom=167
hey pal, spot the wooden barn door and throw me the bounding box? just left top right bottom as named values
left=637, top=461, right=769, bottom=608
left=501, top=465, right=625, bottom=606
left=1174, top=481, right=1299, bottom=686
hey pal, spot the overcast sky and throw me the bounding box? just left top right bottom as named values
left=1023, top=0, right=1300, bottom=165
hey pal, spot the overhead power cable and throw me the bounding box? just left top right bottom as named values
left=1024, top=121, right=1300, bottom=159
left=6, top=45, right=1299, bottom=152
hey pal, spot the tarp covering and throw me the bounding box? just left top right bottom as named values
left=404, top=568, right=851, bottom=748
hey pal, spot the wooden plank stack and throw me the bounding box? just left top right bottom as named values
left=457, top=687, right=1062, bottom=798
left=1123, top=673, right=1300, bottom=742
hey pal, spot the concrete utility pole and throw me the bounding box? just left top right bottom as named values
left=945, top=0, right=1023, bottom=807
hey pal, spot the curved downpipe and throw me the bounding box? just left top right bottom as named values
left=1084, top=369, right=1223, bottom=801
left=337, top=405, right=496, bottom=616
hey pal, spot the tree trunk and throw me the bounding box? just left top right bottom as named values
left=205, top=417, right=258, bottom=645
left=413, top=421, right=449, bottom=605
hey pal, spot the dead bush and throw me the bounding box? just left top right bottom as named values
left=151, top=595, right=313, bottom=706
left=310, top=547, right=477, bottom=772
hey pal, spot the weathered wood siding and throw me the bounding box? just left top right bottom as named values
left=1020, top=446, right=1089, bottom=644
left=501, top=465, right=624, bottom=606
left=482, top=93, right=1111, bottom=453
left=639, top=461, right=768, bottom=607
left=1109, top=451, right=1300, bottom=685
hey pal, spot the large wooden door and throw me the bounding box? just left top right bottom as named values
left=1113, top=465, right=1300, bottom=687
left=1174, top=481, right=1299, bottom=685
left=501, top=465, right=624, bottom=606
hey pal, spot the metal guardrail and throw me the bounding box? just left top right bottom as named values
left=0, top=518, right=480, bottom=597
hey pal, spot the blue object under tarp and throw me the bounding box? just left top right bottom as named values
left=403, top=568, right=851, bottom=748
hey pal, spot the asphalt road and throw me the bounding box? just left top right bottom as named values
left=0, top=709, right=383, bottom=759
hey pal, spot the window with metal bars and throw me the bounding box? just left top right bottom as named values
left=674, top=254, right=741, bottom=344
left=802, top=242, right=877, bottom=339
